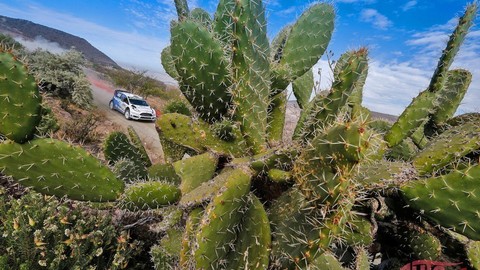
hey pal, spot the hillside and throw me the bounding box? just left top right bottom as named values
left=0, top=15, right=119, bottom=68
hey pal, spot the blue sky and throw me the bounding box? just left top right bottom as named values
left=0, top=0, right=479, bottom=115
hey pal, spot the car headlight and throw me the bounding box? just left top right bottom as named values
left=152, top=108, right=156, bottom=116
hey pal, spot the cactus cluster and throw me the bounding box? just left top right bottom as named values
left=0, top=0, right=479, bottom=269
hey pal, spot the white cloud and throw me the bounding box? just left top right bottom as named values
left=360, top=9, right=392, bottom=29
left=312, top=57, right=431, bottom=115
left=276, top=6, right=297, bottom=16
left=402, top=0, right=417, bottom=11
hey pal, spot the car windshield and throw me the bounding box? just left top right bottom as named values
left=130, top=99, right=148, bottom=106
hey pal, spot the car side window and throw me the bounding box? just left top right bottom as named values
left=116, top=92, right=122, bottom=98
left=122, top=97, right=129, bottom=104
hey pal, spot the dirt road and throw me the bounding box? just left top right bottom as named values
left=85, top=69, right=164, bottom=163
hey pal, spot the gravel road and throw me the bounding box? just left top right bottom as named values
left=85, top=69, right=164, bottom=163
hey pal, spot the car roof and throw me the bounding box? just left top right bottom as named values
left=115, top=90, right=144, bottom=100
left=125, top=93, right=144, bottom=100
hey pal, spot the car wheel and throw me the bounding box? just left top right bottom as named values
left=109, top=101, right=114, bottom=110
left=124, top=109, right=130, bottom=120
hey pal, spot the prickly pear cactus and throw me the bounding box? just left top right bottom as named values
left=0, top=49, right=41, bottom=143
left=1, top=0, right=479, bottom=269
left=0, top=139, right=124, bottom=201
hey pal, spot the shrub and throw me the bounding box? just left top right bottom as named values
left=28, top=49, right=93, bottom=108
left=35, top=104, right=60, bottom=137
left=163, top=100, right=191, bottom=116
left=0, top=188, right=143, bottom=269
left=62, top=113, right=99, bottom=144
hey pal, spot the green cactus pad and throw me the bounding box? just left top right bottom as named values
left=148, top=163, right=181, bottom=185
left=431, top=69, right=472, bottom=127
left=226, top=194, right=271, bottom=270
left=231, top=0, right=270, bottom=154
left=174, top=0, right=189, bottom=21
left=173, top=152, right=218, bottom=194
left=384, top=90, right=436, bottom=147
left=156, top=113, right=246, bottom=157
left=269, top=188, right=318, bottom=269
left=292, top=68, right=314, bottom=109
left=294, top=120, right=370, bottom=205
left=354, top=248, right=371, bottom=270
left=180, top=208, right=203, bottom=269
left=273, top=3, right=334, bottom=90
left=413, top=120, right=480, bottom=175
left=355, top=159, right=416, bottom=188
left=267, top=92, right=287, bottom=146
left=401, top=224, right=442, bottom=260
left=123, top=181, right=181, bottom=210
left=170, top=19, right=231, bottom=123
left=160, top=46, right=179, bottom=79
left=410, top=125, right=429, bottom=149
left=292, top=93, right=319, bottom=140
left=157, top=128, right=193, bottom=163
left=298, top=49, right=369, bottom=143
left=103, top=131, right=145, bottom=167
left=310, top=252, right=346, bottom=270
left=386, top=137, right=419, bottom=161
left=152, top=226, right=184, bottom=269
left=270, top=24, right=293, bottom=64
left=179, top=168, right=241, bottom=208
left=466, top=241, right=480, bottom=269
left=112, top=158, right=148, bottom=182
left=193, top=167, right=251, bottom=269
left=401, top=165, right=480, bottom=240
left=0, top=138, right=124, bottom=201
left=0, top=50, right=41, bottom=143
left=342, top=215, right=374, bottom=247
left=267, top=168, right=292, bottom=183
left=447, top=112, right=480, bottom=127
left=427, top=3, right=477, bottom=94
left=189, top=7, right=212, bottom=27
left=127, top=125, right=152, bottom=167
left=213, top=0, right=235, bottom=45
left=211, top=119, right=239, bottom=142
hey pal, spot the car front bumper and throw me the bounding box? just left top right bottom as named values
left=130, top=111, right=156, bottom=121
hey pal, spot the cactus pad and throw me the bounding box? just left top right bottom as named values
left=174, top=152, right=218, bottom=194
left=170, top=19, right=231, bottom=123
left=402, top=165, right=480, bottom=240
left=123, top=181, right=181, bottom=210
left=0, top=139, right=124, bottom=201
left=156, top=113, right=246, bottom=157
left=0, top=50, right=41, bottom=143
left=193, top=167, right=252, bottom=269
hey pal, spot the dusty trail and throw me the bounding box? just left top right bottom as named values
left=85, top=69, right=164, bottom=163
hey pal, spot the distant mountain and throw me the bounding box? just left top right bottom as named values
left=0, top=15, right=120, bottom=68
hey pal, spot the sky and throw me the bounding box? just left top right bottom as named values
left=0, top=0, right=479, bottom=115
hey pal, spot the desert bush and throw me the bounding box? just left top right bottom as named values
left=163, top=100, right=191, bottom=116
left=0, top=33, right=25, bottom=52
left=28, top=49, right=93, bottom=108
left=62, top=113, right=99, bottom=144
left=0, top=188, right=143, bottom=269
left=35, top=103, right=60, bottom=137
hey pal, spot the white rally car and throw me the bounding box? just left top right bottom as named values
left=109, top=90, right=156, bottom=121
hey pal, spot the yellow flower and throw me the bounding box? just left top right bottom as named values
left=13, top=218, right=19, bottom=231
left=28, top=215, right=36, bottom=227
